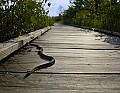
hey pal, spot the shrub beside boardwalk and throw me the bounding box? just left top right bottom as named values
left=0, top=0, right=54, bottom=42
left=62, top=0, right=120, bottom=33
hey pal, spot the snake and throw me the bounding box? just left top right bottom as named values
left=23, top=44, right=55, bottom=79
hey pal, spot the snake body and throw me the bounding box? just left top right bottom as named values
left=23, top=44, right=55, bottom=79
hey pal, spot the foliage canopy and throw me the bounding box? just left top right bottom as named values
left=62, top=0, right=120, bottom=32
left=0, top=0, right=54, bottom=42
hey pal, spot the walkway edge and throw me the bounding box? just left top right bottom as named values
left=74, top=25, right=120, bottom=37
left=0, top=26, right=51, bottom=62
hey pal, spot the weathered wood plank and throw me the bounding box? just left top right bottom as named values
left=0, top=23, right=120, bottom=92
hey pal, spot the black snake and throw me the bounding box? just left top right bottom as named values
left=23, top=44, right=55, bottom=79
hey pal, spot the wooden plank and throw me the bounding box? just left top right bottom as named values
left=0, top=74, right=120, bottom=93
left=0, top=23, right=120, bottom=92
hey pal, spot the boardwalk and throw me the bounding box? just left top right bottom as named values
left=0, top=23, right=120, bottom=92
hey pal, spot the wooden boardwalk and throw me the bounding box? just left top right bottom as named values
left=0, top=23, right=120, bottom=92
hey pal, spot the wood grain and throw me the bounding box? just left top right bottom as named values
left=0, top=23, right=120, bottom=92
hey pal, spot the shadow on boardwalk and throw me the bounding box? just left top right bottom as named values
left=0, top=23, right=120, bottom=93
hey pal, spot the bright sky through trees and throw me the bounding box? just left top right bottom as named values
left=48, top=0, right=70, bottom=16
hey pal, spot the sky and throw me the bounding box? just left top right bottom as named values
left=48, top=0, right=70, bottom=16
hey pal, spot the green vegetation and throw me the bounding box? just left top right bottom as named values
left=53, top=14, right=63, bottom=22
left=62, top=0, right=120, bottom=32
left=0, top=0, right=54, bottom=42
